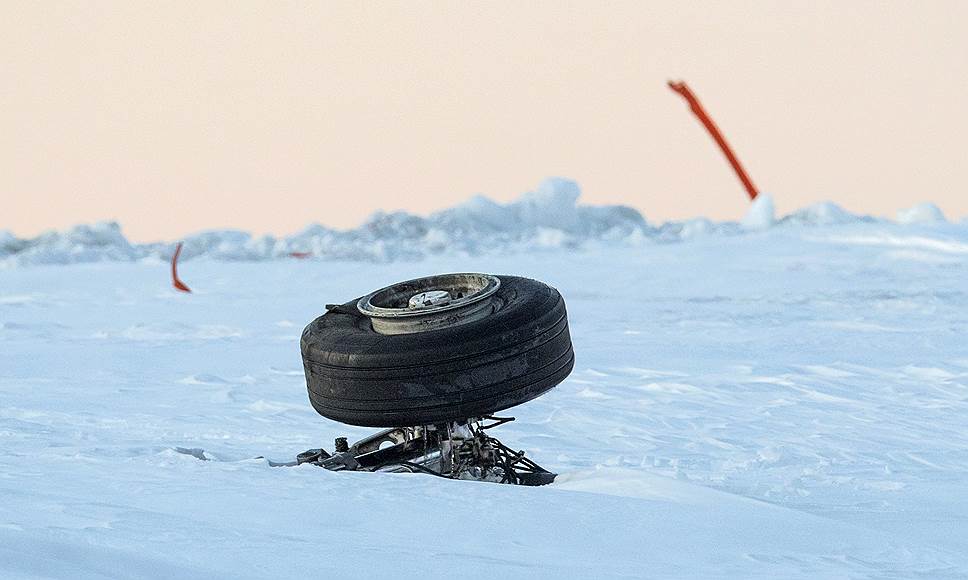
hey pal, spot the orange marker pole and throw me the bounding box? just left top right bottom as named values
left=171, top=242, right=192, bottom=293
left=668, top=80, right=759, bottom=201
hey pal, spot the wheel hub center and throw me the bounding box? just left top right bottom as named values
left=408, top=289, right=452, bottom=310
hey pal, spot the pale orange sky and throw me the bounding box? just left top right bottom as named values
left=2, top=1, right=966, bottom=241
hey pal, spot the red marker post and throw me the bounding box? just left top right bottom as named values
left=171, top=242, right=192, bottom=293
left=668, top=80, right=760, bottom=201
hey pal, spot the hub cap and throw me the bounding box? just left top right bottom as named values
left=357, top=273, right=500, bottom=335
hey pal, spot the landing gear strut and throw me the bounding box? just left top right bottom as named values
left=296, top=416, right=556, bottom=486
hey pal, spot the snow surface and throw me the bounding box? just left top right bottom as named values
left=1, top=178, right=959, bottom=268
left=3, top=189, right=968, bottom=578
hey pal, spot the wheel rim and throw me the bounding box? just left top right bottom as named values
left=357, top=273, right=500, bottom=335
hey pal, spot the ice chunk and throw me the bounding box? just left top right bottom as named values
left=897, top=202, right=946, bottom=225
left=433, top=194, right=509, bottom=232
left=1, top=180, right=959, bottom=267
left=4, top=221, right=140, bottom=266
left=514, top=177, right=582, bottom=230
left=180, top=229, right=269, bottom=261
left=679, top=217, right=716, bottom=239
left=0, top=230, right=24, bottom=256
left=783, top=201, right=863, bottom=226
left=741, top=193, right=775, bottom=230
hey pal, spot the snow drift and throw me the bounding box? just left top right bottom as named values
left=4, top=235, right=968, bottom=578
left=1, top=178, right=960, bottom=267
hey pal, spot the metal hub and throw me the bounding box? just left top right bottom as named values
left=357, top=273, right=500, bottom=335
left=408, top=290, right=452, bottom=310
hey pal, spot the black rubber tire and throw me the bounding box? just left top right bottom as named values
left=300, top=275, right=574, bottom=427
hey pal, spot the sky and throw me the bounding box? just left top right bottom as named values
left=2, top=1, right=966, bottom=242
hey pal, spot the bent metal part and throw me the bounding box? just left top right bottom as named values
left=292, top=416, right=555, bottom=486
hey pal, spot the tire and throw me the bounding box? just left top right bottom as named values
left=300, top=275, right=574, bottom=427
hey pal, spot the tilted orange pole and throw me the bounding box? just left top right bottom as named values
left=171, top=242, right=192, bottom=293
left=668, top=80, right=759, bottom=201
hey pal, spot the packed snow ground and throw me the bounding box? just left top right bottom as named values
left=3, top=194, right=968, bottom=578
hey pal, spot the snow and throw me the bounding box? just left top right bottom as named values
left=740, top=193, right=775, bottom=230
left=0, top=179, right=650, bottom=266
left=3, top=188, right=968, bottom=578
left=782, top=201, right=864, bottom=226
left=7, top=179, right=961, bottom=269
left=897, top=202, right=947, bottom=225
left=1, top=222, right=141, bottom=266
